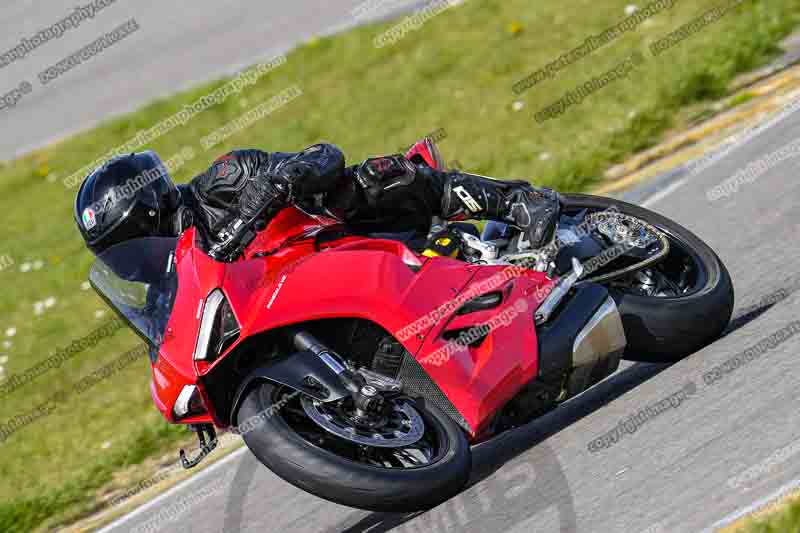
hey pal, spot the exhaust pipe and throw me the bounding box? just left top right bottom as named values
left=536, top=283, right=626, bottom=381
left=573, top=296, right=626, bottom=368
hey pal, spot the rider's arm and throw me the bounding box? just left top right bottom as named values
left=190, top=145, right=347, bottom=262
left=271, top=143, right=347, bottom=198
left=188, top=149, right=274, bottom=237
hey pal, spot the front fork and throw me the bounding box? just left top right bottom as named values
left=290, top=330, right=388, bottom=418
left=178, top=330, right=398, bottom=469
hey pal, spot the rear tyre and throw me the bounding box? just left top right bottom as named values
left=562, top=194, right=734, bottom=362
left=238, top=381, right=472, bottom=512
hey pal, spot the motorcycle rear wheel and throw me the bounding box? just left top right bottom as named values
left=238, top=381, right=472, bottom=512
left=562, top=194, right=734, bottom=362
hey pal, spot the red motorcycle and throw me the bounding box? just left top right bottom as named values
left=90, top=139, right=733, bottom=512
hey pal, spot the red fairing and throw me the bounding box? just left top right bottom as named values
left=405, top=137, right=445, bottom=169
left=414, top=267, right=554, bottom=437
left=150, top=228, right=224, bottom=424
left=149, top=142, right=556, bottom=441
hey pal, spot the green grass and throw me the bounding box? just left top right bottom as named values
left=729, top=90, right=758, bottom=108
left=0, top=0, right=799, bottom=530
left=0, top=422, right=187, bottom=533
left=730, top=496, right=800, bottom=532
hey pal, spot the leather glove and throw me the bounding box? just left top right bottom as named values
left=354, top=155, right=417, bottom=205
left=207, top=175, right=291, bottom=262
left=273, top=143, right=346, bottom=199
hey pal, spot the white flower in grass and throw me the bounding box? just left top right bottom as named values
left=81, top=281, right=91, bottom=291
left=625, top=4, right=638, bottom=15
left=32, top=260, right=44, bottom=270
left=539, top=152, right=552, bottom=161
left=2, top=341, right=11, bottom=349
left=101, top=441, right=112, bottom=450
left=512, top=101, right=525, bottom=112
left=95, top=310, right=106, bottom=319
left=44, top=297, right=57, bottom=308
left=5, top=327, right=16, bottom=337
left=0, top=356, right=8, bottom=364
left=20, top=262, right=32, bottom=273
left=34, top=301, right=45, bottom=315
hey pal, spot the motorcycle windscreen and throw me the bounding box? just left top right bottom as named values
left=89, top=236, right=179, bottom=349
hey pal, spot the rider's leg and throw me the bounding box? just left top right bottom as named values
left=424, top=169, right=561, bottom=250
left=336, top=155, right=560, bottom=249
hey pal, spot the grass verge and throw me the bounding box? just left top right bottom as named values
left=728, top=493, right=800, bottom=532
left=0, top=0, right=799, bottom=531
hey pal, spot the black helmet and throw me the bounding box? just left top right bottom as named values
left=74, top=151, right=181, bottom=255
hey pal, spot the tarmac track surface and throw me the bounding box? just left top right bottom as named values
left=0, top=0, right=421, bottom=161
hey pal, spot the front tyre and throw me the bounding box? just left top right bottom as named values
left=237, top=381, right=472, bottom=512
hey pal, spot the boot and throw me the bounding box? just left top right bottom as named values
left=439, top=171, right=560, bottom=250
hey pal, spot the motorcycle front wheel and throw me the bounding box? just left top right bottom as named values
left=237, top=381, right=472, bottom=512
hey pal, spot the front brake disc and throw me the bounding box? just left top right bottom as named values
left=300, top=396, right=425, bottom=448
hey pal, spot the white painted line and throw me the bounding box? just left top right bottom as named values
left=96, top=446, right=248, bottom=533
left=641, top=92, right=800, bottom=210
left=686, top=91, right=800, bottom=178
left=701, top=477, right=800, bottom=532
left=641, top=175, right=691, bottom=208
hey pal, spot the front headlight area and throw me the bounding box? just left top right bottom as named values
left=194, top=289, right=240, bottom=364
left=173, top=384, right=207, bottom=420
